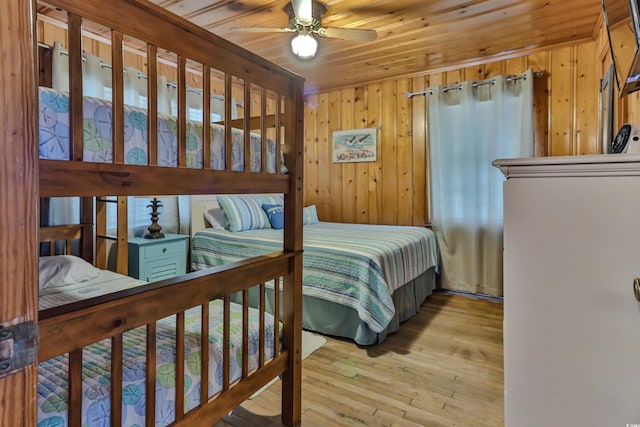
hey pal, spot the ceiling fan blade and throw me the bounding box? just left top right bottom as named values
left=231, top=27, right=295, bottom=34
left=290, top=0, right=313, bottom=24
left=317, top=27, right=378, bottom=42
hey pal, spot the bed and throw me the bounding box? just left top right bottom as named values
left=10, top=0, right=305, bottom=425
left=191, top=196, right=439, bottom=346
left=37, top=258, right=278, bottom=426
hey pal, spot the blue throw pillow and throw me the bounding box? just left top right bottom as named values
left=262, top=204, right=284, bottom=229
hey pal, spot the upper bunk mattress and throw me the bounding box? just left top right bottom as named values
left=38, top=86, right=284, bottom=173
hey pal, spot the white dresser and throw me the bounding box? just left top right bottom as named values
left=494, top=155, right=640, bottom=427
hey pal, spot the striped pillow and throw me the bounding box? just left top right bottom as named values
left=217, top=194, right=283, bottom=232
left=303, top=205, right=320, bottom=224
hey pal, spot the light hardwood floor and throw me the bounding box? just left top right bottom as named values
left=215, top=291, right=504, bottom=427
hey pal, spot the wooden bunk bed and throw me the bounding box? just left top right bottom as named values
left=2, top=0, right=304, bottom=425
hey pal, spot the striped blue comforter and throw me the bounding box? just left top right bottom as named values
left=191, top=222, right=439, bottom=333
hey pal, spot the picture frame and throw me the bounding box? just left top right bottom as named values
left=332, top=128, right=377, bottom=163
left=600, top=63, right=615, bottom=154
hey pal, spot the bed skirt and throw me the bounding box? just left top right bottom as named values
left=234, top=267, right=437, bottom=346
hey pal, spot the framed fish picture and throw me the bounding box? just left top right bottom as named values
left=332, top=128, right=377, bottom=163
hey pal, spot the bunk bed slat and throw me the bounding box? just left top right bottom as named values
left=147, top=44, right=158, bottom=167
left=224, top=74, right=232, bottom=171
left=68, top=349, right=83, bottom=427
left=261, top=87, right=267, bottom=174
left=95, top=197, right=108, bottom=270
left=222, top=295, right=230, bottom=391
left=241, top=289, right=249, bottom=377
left=259, top=282, right=265, bottom=367
left=175, top=312, right=185, bottom=420
left=202, top=66, right=211, bottom=170
left=111, top=30, right=125, bottom=164
left=116, top=197, right=128, bottom=275
left=243, top=82, right=251, bottom=173
left=80, top=197, right=93, bottom=262
left=276, top=94, right=282, bottom=175
left=67, top=13, right=83, bottom=162
left=274, top=277, right=280, bottom=355
left=177, top=56, right=187, bottom=168
left=111, top=334, right=123, bottom=427
left=199, top=302, right=210, bottom=405
left=145, top=322, right=157, bottom=427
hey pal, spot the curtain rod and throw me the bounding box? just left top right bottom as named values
left=39, top=42, right=242, bottom=106
left=405, top=70, right=544, bottom=98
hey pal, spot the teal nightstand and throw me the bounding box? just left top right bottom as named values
left=127, top=233, right=189, bottom=282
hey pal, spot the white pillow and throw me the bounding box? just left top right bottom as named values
left=203, top=205, right=228, bottom=230
left=39, top=255, right=101, bottom=291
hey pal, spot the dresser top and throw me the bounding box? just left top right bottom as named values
left=493, top=154, right=640, bottom=178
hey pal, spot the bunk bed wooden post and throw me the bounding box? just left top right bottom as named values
left=116, top=196, right=128, bottom=274
left=95, top=198, right=109, bottom=269
left=79, top=197, right=93, bottom=262
left=0, top=1, right=39, bottom=425
left=281, top=77, right=305, bottom=426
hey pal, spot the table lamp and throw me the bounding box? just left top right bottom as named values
left=144, top=197, right=165, bottom=239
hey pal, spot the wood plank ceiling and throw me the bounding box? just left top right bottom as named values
left=144, top=0, right=602, bottom=92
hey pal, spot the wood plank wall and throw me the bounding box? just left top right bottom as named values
left=38, top=15, right=640, bottom=228
left=303, top=38, right=627, bottom=226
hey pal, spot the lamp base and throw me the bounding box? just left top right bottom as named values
left=144, top=231, right=165, bottom=239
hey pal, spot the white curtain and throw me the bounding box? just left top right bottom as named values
left=123, top=65, right=147, bottom=108
left=427, top=69, right=534, bottom=296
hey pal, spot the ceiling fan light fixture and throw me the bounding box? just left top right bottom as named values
left=291, top=33, right=317, bottom=60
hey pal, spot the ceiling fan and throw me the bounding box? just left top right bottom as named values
left=232, top=0, right=377, bottom=60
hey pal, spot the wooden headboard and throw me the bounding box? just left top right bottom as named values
left=190, top=194, right=218, bottom=236
left=39, top=224, right=92, bottom=261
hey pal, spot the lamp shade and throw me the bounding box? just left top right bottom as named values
left=291, top=34, right=317, bottom=60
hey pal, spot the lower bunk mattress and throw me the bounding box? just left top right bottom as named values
left=191, top=222, right=440, bottom=346
left=37, top=269, right=276, bottom=427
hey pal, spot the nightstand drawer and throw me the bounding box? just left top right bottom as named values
left=142, top=241, right=183, bottom=259
left=145, top=258, right=181, bottom=282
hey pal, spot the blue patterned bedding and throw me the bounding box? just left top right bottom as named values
left=37, top=273, right=276, bottom=427
left=191, top=222, right=439, bottom=333
left=38, top=87, right=284, bottom=173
